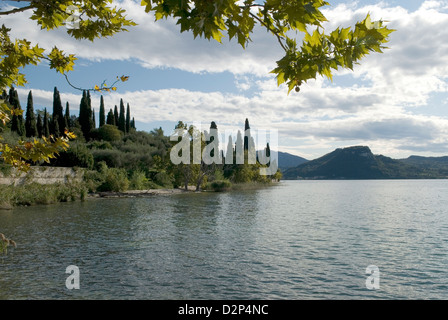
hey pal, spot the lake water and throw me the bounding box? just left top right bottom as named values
left=1, top=180, right=448, bottom=300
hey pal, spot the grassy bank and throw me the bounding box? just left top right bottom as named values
left=0, top=171, right=280, bottom=209
left=0, top=182, right=88, bottom=209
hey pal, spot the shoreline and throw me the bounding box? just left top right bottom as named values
left=89, top=187, right=198, bottom=198
left=1, top=182, right=280, bottom=210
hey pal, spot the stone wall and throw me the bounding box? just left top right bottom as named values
left=0, top=167, right=83, bottom=186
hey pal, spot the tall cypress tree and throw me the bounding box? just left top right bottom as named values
left=114, top=105, right=119, bottom=126
left=244, top=118, right=250, bottom=151
left=208, top=121, right=218, bottom=158
left=106, top=108, right=115, bottom=125
left=118, top=99, right=126, bottom=133
left=25, top=90, right=38, bottom=137
left=43, top=108, right=50, bottom=138
left=36, top=113, right=43, bottom=137
left=99, top=95, right=106, bottom=127
left=65, top=102, right=70, bottom=129
left=92, top=108, right=96, bottom=129
left=9, top=87, right=18, bottom=132
left=79, top=90, right=93, bottom=139
left=125, top=103, right=130, bottom=133
left=53, top=116, right=60, bottom=137
left=9, top=87, right=25, bottom=136
left=52, top=87, right=65, bottom=134
left=130, top=117, right=136, bottom=130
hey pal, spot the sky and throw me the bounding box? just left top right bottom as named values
left=1, top=0, right=448, bottom=160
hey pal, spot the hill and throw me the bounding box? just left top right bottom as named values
left=273, top=151, right=308, bottom=172
left=282, top=146, right=448, bottom=180
left=399, top=155, right=448, bottom=176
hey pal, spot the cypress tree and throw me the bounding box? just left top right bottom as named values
left=208, top=121, right=218, bottom=158
left=43, top=108, right=50, bottom=138
left=130, top=117, right=136, bottom=130
left=114, top=105, right=119, bottom=126
left=52, top=87, right=65, bottom=134
left=244, top=118, right=250, bottom=151
left=106, top=108, right=115, bottom=125
left=9, top=87, right=17, bottom=132
left=36, top=113, right=43, bottom=137
left=53, top=116, right=60, bottom=137
left=9, top=87, right=25, bottom=136
left=78, top=91, right=86, bottom=135
left=25, top=90, right=38, bottom=137
left=118, top=98, right=126, bottom=133
left=99, top=95, right=106, bottom=127
left=65, top=102, right=70, bottom=129
left=92, top=108, right=96, bottom=129
left=125, top=103, right=130, bottom=133
left=79, top=90, right=93, bottom=139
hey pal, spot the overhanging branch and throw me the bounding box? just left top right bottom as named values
left=0, top=4, right=33, bottom=16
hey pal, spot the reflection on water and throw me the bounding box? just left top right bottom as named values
left=1, top=180, right=448, bottom=299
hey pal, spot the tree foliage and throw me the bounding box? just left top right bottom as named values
left=141, top=0, right=394, bottom=92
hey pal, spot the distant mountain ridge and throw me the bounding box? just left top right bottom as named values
left=274, top=151, right=308, bottom=172
left=282, top=146, right=448, bottom=180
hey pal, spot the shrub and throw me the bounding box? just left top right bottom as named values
left=0, top=182, right=88, bottom=207
left=96, top=167, right=129, bottom=192
left=87, top=141, right=113, bottom=150
left=97, top=124, right=122, bottom=141
left=52, top=141, right=94, bottom=169
left=91, top=149, right=125, bottom=168
left=204, top=179, right=232, bottom=192
left=154, top=171, right=173, bottom=188
left=129, top=170, right=149, bottom=190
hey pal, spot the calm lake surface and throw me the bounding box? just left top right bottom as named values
left=1, top=180, right=448, bottom=299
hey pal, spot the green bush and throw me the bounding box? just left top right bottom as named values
left=154, top=171, right=173, bottom=188
left=91, top=149, right=125, bottom=168
left=204, top=179, right=232, bottom=192
left=129, top=170, right=149, bottom=190
left=0, top=182, right=87, bottom=207
left=95, top=165, right=129, bottom=192
left=87, top=140, right=113, bottom=150
left=52, top=141, right=94, bottom=169
left=96, top=124, right=122, bottom=141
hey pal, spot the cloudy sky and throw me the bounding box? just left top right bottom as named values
left=1, top=0, right=448, bottom=160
